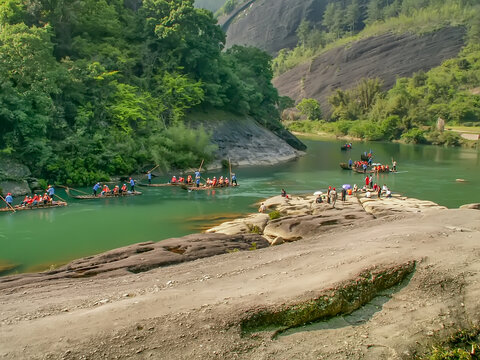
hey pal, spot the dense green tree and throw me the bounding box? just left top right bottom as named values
left=296, top=19, right=311, bottom=48
left=366, top=0, right=383, bottom=23
left=296, top=98, right=322, bottom=121
left=0, top=0, right=289, bottom=184
left=346, top=0, right=362, bottom=32
left=323, top=2, right=344, bottom=37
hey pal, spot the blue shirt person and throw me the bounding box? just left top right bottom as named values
left=348, top=159, right=353, bottom=167
left=93, top=182, right=101, bottom=196
left=129, top=178, right=135, bottom=192
left=231, top=173, right=237, bottom=186
left=194, top=171, right=201, bottom=188
left=47, top=185, right=55, bottom=197
left=5, top=193, right=13, bottom=207
left=147, top=171, right=152, bottom=184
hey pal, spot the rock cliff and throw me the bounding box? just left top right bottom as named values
left=220, top=0, right=329, bottom=55
left=0, top=155, right=33, bottom=196
left=188, top=110, right=305, bottom=168
left=273, top=27, right=466, bottom=115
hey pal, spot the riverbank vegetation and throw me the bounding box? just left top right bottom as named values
left=281, top=0, right=480, bottom=146
left=287, top=43, right=480, bottom=146
left=0, top=0, right=282, bottom=185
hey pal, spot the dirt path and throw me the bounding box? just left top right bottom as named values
left=1, top=207, right=479, bottom=359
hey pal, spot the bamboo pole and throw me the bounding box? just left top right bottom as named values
left=147, top=164, right=160, bottom=173
left=229, top=158, right=232, bottom=184
left=65, top=186, right=90, bottom=195
left=53, top=193, right=67, bottom=203
left=0, top=194, right=16, bottom=213
left=198, top=159, right=204, bottom=172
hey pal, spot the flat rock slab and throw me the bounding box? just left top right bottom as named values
left=0, top=233, right=268, bottom=289
left=206, top=213, right=270, bottom=235
left=358, top=194, right=447, bottom=216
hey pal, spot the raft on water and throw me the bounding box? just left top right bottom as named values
left=137, top=182, right=187, bottom=187
left=0, top=201, right=68, bottom=212
left=340, top=162, right=352, bottom=170
left=185, top=185, right=240, bottom=191
left=65, top=188, right=142, bottom=199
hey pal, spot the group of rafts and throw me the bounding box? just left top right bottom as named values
left=1, top=168, right=239, bottom=213
left=339, top=150, right=397, bottom=174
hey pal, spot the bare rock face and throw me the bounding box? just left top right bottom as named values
left=0, top=180, right=31, bottom=197
left=222, top=0, right=329, bottom=55
left=273, top=27, right=465, bottom=116
left=0, top=233, right=269, bottom=289
left=199, top=115, right=304, bottom=167
left=0, top=155, right=32, bottom=196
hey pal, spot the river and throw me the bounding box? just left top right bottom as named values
left=1, top=138, right=479, bottom=275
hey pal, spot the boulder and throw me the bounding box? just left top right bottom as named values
left=0, top=155, right=31, bottom=179
left=271, top=236, right=285, bottom=246
left=0, top=180, right=31, bottom=197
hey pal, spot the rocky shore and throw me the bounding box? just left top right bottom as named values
left=1, top=193, right=479, bottom=359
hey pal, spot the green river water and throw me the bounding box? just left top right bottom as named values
left=1, top=138, right=479, bottom=275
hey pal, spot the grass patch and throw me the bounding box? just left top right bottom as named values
left=268, top=211, right=281, bottom=220
left=420, top=326, right=480, bottom=360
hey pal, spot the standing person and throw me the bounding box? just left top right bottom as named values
left=369, top=175, right=373, bottom=186
left=147, top=171, right=152, bottom=185
left=377, top=186, right=381, bottom=198
left=47, top=185, right=55, bottom=199
left=4, top=193, right=13, bottom=208
left=194, top=170, right=201, bottom=188
left=348, top=158, right=353, bottom=168
left=341, top=187, right=347, bottom=202
left=330, top=187, right=337, bottom=208
left=231, top=173, right=237, bottom=186
left=129, top=177, right=135, bottom=192
left=281, top=189, right=287, bottom=197
left=392, top=160, right=397, bottom=172
left=362, top=163, right=367, bottom=173
left=93, top=182, right=100, bottom=196
left=365, top=176, right=370, bottom=187
left=326, top=186, right=331, bottom=204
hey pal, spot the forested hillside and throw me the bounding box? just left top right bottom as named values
left=0, top=0, right=284, bottom=185
left=273, top=0, right=480, bottom=145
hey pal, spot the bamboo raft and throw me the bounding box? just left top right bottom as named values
left=185, top=185, right=240, bottom=191
left=137, top=182, right=189, bottom=187
left=0, top=201, right=68, bottom=212
left=65, top=188, right=142, bottom=199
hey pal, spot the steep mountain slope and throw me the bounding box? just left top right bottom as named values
left=221, top=0, right=329, bottom=55
left=273, top=27, right=466, bottom=116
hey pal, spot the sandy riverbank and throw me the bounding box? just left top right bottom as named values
left=1, top=194, right=479, bottom=359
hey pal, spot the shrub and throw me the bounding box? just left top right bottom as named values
left=269, top=210, right=281, bottom=220
left=401, top=128, right=427, bottom=144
